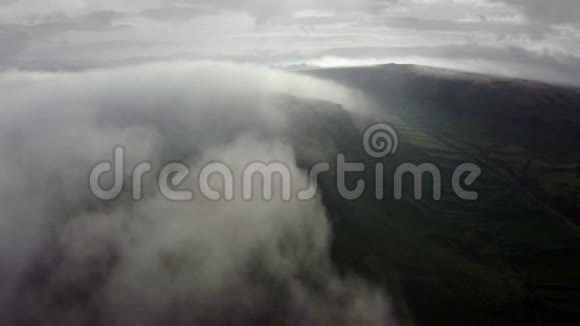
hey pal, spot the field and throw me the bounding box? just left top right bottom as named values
left=289, top=65, right=580, bottom=324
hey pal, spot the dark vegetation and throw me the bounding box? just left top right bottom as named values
left=286, top=65, right=580, bottom=325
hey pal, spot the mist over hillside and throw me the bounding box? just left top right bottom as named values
left=306, top=64, right=580, bottom=223
left=0, top=60, right=579, bottom=326
left=3, top=0, right=580, bottom=325
left=0, top=63, right=397, bottom=326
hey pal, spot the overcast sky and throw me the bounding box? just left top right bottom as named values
left=1, top=0, right=579, bottom=84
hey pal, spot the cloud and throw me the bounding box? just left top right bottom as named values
left=370, top=16, right=553, bottom=40
left=0, top=62, right=395, bottom=325
left=137, top=5, right=216, bottom=21
left=167, top=0, right=399, bottom=21
left=1, top=1, right=578, bottom=89
left=0, top=10, right=126, bottom=68
left=493, top=0, right=580, bottom=26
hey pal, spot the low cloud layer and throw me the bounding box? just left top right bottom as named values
left=0, top=63, right=395, bottom=325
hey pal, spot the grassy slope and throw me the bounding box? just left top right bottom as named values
left=287, top=65, right=580, bottom=325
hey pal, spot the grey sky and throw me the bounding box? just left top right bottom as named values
left=0, top=0, right=579, bottom=85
